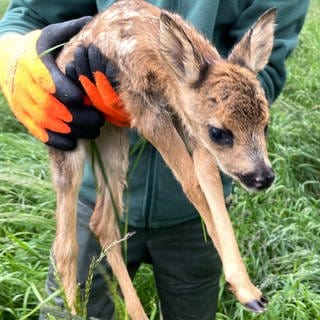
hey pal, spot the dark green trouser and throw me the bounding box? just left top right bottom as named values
left=42, top=198, right=222, bottom=320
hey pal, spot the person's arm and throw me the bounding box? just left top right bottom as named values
left=0, top=0, right=97, bottom=34
left=228, top=0, right=310, bottom=103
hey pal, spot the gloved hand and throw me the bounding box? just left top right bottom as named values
left=66, top=45, right=131, bottom=127
left=0, top=17, right=105, bottom=150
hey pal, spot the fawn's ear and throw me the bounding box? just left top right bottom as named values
left=159, top=12, right=210, bottom=86
left=228, top=8, right=277, bottom=73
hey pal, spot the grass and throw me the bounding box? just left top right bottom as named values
left=0, top=1, right=319, bottom=319
left=0, top=0, right=9, bottom=18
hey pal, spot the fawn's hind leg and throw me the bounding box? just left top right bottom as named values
left=49, top=143, right=87, bottom=313
left=89, top=124, right=148, bottom=320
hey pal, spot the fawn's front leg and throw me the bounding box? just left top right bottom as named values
left=193, top=146, right=268, bottom=312
left=138, top=114, right=267, bottom=313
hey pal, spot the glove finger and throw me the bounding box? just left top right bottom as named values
left=32, top=52, right=84, bottom=106
left=74, top=46, right=94, bottom=82
left=79, top=72, right=130, bottom=125
left=25, top=103, right=71, bottom=134
left=65, top=61, right=83, bottom=90
left=87, top=44, right=119, bottom=88
left=68, top=104, right=105, bottom=128
left=12, top=92, right=71, bottom=135
left=23, top=79, right=73, bottom=122
left=14, top=109, right=49, bottom=143
left=69, top=124, right=101, bottom=140
left=94, top=72, right=131, bottom=124
left=65, top=60, right=99, bottom=108
left=94, top=71, right=121, bottom=106
left=38, top=17, right=92, bottom=51
left=87, top=45, right=106, bottom=73
left=43, top=59, right=84, bottom=106
left=105, top=59, right=121, bottom=89
left=103, top=105, right=130, bottom=123
left=46, top=130, right=77, bottom=151
left=78, top=75, right=106, bottom=112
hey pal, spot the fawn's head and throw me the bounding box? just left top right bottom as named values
left=160, top=8, right=277, bottom=191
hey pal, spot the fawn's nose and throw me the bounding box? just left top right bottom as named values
left=238, top=167, right=275, bottom=191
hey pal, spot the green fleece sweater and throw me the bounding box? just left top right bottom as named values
left=0, top=0, right=309, bottom=227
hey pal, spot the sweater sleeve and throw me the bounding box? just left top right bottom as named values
left=0, top=0, right=97, bottom=35
left=229, top=0, right=310, bottom=103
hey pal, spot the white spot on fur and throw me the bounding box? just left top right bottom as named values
left=118, top=39, right=137, bottom=55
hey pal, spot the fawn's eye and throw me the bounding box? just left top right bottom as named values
left=264, top=124, right=269, bottom=137
left=209, top=126, right=233, bottom=146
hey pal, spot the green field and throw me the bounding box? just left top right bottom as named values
left=0, top=1, right=319, bottom=319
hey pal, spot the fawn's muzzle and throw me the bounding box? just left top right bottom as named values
left=238, top=167, right=275, bottom=191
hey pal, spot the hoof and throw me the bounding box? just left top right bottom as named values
left=244, top=297, right=268, bottom=313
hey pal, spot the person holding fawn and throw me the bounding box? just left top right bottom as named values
left=0, top=0, right=309, bottom=319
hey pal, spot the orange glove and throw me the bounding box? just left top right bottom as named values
left=0, top=17, right=105, bottom=150
left=66, top=45, right=131, bottom=127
